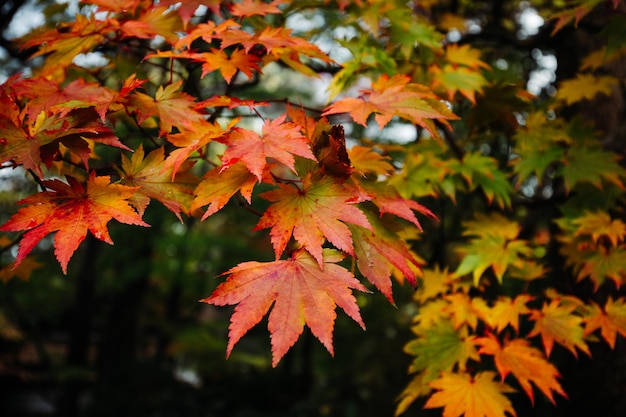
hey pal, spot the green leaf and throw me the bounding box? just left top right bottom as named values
left=560, top=146, right=625, bottom=192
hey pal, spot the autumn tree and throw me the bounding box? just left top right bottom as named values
left=1, top=0, right=626, bottom=416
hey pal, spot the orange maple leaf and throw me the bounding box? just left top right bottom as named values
left=254, top=174, right=372, bottom=266
left=120, top=6, right=183, bottom=44
left=19, top=14, right=113, bottom=77
left=220, top=115, right=316, bottom=180
left=164, top=119, right=234, bottom=177
left=127, top=81, right=207, bottom=135
left=0, top=172, right=149, bottom=274
left=323, top=74, right=458, bottom=139
left=583, top=297, right=626, bottom=349
left=481, top=295, right=532, bottom=333
left=191, top=162, right=260, bottom=220
left=475, top=333, right=566, bottom=404
left=202, top=248, right=368, bottom=366
left=424, top=371, right=517, bottom=417
left=230, top=0, right=285, bottom=17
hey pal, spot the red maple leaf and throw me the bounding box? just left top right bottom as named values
left=11, top=77, right=115, bottom=122
left=160, top=0, right=222, bottom=26
left=202, top=248, right=368, bottom=366
left=220, top=115, right=317, bottom=180
left=0, top=172, right=149, bottom=274
left=254, top=174, right=372, bottom=266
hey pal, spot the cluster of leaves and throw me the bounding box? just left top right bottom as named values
left=1, top=0, right=626, bottom=416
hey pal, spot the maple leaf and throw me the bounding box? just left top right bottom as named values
left=191, top=162, right=260, bottom=220
left=355, top=181, right=436, bottom=229
left=389, top=143, right=449, bottom=199
left=230, top=0, right=285, bottom=17
left=0, top=173, right=149, bottom=274
left=556, top=73, right=619, bottom=105
left=126, top=81, right=207, bottom=135
left=563, top=243, right=626, bottom=289
left=119, top=145, right=199, bottom=221
left=323, top=74, right=458, bottom=140
left=202, top=248, right=368, bottom=367
left=349, top=213, right=424, bottom=303
left=528, top=299, right=590, bottom=357
left=0, top=236, right=42, bottom=283
left=0, top=106, right=129, bottom=177
left=475, top=334, right=566, bottom=404
left=19, top=14, right=114, bottom=77
left=412, top=299, right=453, bottom=333
left=456, top=236, right=533, bottom=286
left=461, top=213, right=520, bottom=241
left=160, top=0, right=221, bottom=26
left=254, top=174, right=372, bottom=265
left=559, top=145, right=625, bottom=192
left=220, top=115, right=316, bottom=180
left=583, top=297, right=626, bottom=348
left=121, top=6, right=183, bottom=44
left=573, top=211, right=626, bottom=247
left=447, top=152, right=513, bottom=208
left=480, top=295, right=532, bottom=333
left=415, top=267, right=454, bottom=304
left=12, top=77, right=115, bottom=122
left=550, top=1, right=602, bottom=35
left=430, top=65, right=489, bottom=103
left=443, top=293, right=483, bottom=330
left=147, top=49, right=261, bottom=83
left=405, top=321, right=479, bottom=379
left=445, top=44, right=491, bottom=70
left=395, top=373, right=433, bottom=417
left=348, top=145, right=394, bottom=176
left=164, top=119, right=234, bottom=177
left=176, top=20, right=241, bottom=49
left=424, top=371, right=517, bottom=417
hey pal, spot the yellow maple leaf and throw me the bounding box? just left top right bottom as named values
left=443, top=292, right=483, bottom=330
left=424, top=371, right=517, bottom=417
left=446, top=44, right=491, bottom=70
left=462, top=213, right=520, bottom=240
left=573, top=211, right=626, bottom=247
left=480, top=295, right=533, bottom=333
left=415, top=267, right=454, bottom=303
left=556, top=73, right=619, bottom=105
left=528, top=299, right=590, bottom=357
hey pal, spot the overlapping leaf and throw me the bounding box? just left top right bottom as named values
left=254, top=174, right=372, bottom=265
